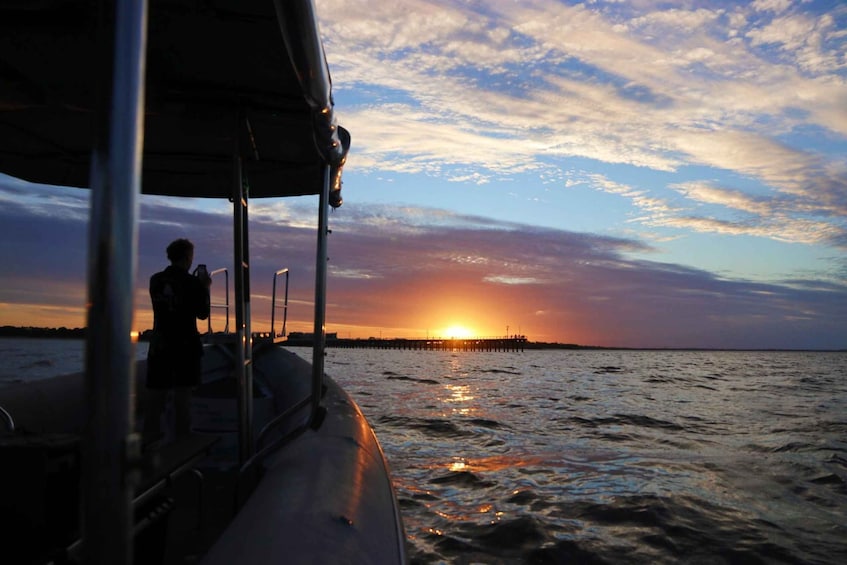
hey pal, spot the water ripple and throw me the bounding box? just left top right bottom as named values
left=324, top=349, right=847, bottom=563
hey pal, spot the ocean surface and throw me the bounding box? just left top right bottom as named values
left=3, top=338, right=846, bottom=564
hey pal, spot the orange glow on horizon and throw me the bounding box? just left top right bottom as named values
left=0, top=302, right=87, bottom=329
left=3, top=293, right=526, bottom=342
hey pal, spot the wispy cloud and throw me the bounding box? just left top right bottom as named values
left=324, top=202, right=847, bottom=348
left=315, top=0, right=847, bottom=251
left=0, top=174, right=90, bottom=221
left=0, top=183, right=844, bottom=348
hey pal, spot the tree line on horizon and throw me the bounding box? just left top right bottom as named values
left=0, top=326, right=86, bottom=339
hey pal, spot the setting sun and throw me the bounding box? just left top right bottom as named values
left=442, top=325, right=476, bottom=339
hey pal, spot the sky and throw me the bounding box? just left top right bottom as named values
left=1, top=0, right=846, bottom=349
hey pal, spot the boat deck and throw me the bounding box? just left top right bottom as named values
left=0, top=343, right=407, bottom=564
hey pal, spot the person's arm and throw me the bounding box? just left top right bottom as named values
left=195, top=277, right=211, bottom=321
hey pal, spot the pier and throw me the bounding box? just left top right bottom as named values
left=328, top=336, right=528, bottom=352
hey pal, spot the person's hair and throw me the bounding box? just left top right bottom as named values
left=166, top=238, right=194, bottom=263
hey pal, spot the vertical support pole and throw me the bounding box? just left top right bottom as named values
left=282, top=270, right=290, bottom=338
left=232, top=147, right=254, bottom=465
left=83, top=1, right=147, bottom=564
left=311, top=165, right=331, bottom=421
left=243, top=185, right=254, bottom=457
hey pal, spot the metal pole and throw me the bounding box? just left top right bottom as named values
left=243, top=184, right=254, bottom=458
left=271, top=268, right=289, bottom=338
left=311, top=165, right=331, bottom=421
left=232, top=153, right=247, bottom=463
left=271, top=270, right=277, bottom=337
left=282, top=269, right=290, bottom=338
left=232, top=145, right=254, bottom=464
left=83, top=1, right=147, bottom=564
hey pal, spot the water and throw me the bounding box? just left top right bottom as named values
left=0, top=337, right=89, bottom=387
left=3, top=340, right=846, bottom=564
left=317, top=348, right=847, bottom=565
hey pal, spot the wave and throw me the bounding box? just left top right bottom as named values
left=21, top=358, right=55, bottom=369
left=477, top=368, right=523, bottom=375
left=468, top=418, right=504, bottom=429
left=568, top=414, right=686, bottom=432
left=594, top=366, right=624, bottom=374
left=377, top=415, right=476, bottom=438
left=459, top=515, right=549, bottom=551
left=383, top=371, right=439, bottom=385
left=559, top=494, right=814, bottom=564
left=431, top=470, right=495, bottom=488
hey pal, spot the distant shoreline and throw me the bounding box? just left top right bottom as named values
left=0, top=326, right=86, bottom=339
left=1, top=326, right=843, bottom=352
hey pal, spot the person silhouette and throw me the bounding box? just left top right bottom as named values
left=143, top=238, right=211, bottom=445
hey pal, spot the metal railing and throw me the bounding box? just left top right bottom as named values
left=270, top=267, right=289, bottom=339
left=207, top=267, right=230, bottom=334
left=0, top=405, right=14, bottom=432
left=237, top=266, right=315, bottom=483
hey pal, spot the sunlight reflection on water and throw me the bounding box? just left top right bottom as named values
left=322, top=348, right=847, bottom=564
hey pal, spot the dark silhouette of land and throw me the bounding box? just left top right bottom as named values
left=0, top=325, right=86, bottom=339
left=3, top=326, right=842, bottom=352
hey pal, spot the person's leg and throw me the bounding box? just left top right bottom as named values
left=174, top=386, right=193, bottom=437
left=143, top=388, right=167, bottom=445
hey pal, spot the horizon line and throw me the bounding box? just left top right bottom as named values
left=1, top=325, right=844, bottom=353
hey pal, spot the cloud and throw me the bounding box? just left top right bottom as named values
left=579, top=169, right=847, bottom=248
left=752, top=0, right=792, bottom=14
left=322, top=203, right=847, bottom=348
left=668, top=179, right=846, bottom=245
left=0, top=181, right=844, bottom=348
left=483, top=275, right=544, bottom=285
left=583, top=173, right=677, bottom=218
left=0, top=174, right=90, bottom=221
left=746, top=11, right=846, bottom=73
left=314, top=0, right=847, bottom=254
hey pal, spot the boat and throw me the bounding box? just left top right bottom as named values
left=0, top=1, right=408, bottom=563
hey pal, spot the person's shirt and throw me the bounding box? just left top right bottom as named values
left=149, top=265, right=210, bottom=342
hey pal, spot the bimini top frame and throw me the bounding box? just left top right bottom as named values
left=0, top=1, right=349, bottom=564
left=0, top=0, right=349, bottom=202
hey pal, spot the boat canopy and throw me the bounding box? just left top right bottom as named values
left=0, top=0, right=349, bottom=204
left=1, top=4, right=357, bottom=563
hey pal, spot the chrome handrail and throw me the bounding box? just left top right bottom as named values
left=270, top=268, right=290, bottom=339
left=251, top=396, right=311, bottom=455
left=0, top=405, right=14, bottom=432
left=208, top=267, right=230, bottom=334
